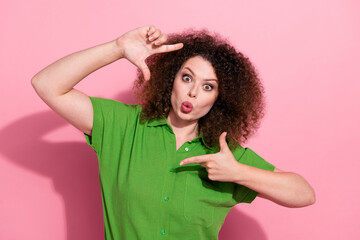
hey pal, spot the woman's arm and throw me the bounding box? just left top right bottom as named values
left=233, top=165, right=316, bottom=208
left=179, top=132, right=316, bottom=208
left=31, top=25, right=183, bottom=135
left=31, top=40, right=124, bottom=135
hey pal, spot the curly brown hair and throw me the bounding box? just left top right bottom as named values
left=133, top=28, right=266, bottom=150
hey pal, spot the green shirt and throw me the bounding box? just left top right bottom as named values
left=84, top=96, right=275, bottom=240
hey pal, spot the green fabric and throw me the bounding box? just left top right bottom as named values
left=84, top=96, right=275, bottom=240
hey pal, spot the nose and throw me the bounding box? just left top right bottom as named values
left=187, top=85, right=198, bottom=98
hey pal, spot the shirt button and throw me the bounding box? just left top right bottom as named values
left=169, top=168, right=175, bottom=172
left=164, top=196, right=169, bottom=201
left=185, top=147, right=189, bottom=151
left=160, top=230, right=165, bottom=235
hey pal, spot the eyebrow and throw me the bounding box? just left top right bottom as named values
left=183, top=67, right=218, bottom=82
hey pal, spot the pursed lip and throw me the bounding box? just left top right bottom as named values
left=181, top=101, right=193, bottom=113
left=183, top=101, right=193, bottom=108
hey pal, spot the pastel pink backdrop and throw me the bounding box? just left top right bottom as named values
left=1, top=0, right=359, bottom=239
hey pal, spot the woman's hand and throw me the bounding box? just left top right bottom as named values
left=116, top=25, right=184, bottom=81
left=180, top=132, right=316, bottom=207
left=180, top=132, right=241, bottom=182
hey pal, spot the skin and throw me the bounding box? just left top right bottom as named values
left=167, top=56, right=219, bottom=150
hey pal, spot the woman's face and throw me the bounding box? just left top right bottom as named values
left=169, top=56, right=219, bottom=124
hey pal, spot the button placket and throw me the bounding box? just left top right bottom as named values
left=158, top=130, right=176, bottom=238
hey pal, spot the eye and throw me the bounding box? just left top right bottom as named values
left=203, top=84, right=214, bottom=91
left=182, top=74, right=192, bottom=82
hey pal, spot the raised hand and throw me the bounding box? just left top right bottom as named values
left=116, top=25, right=184, bottom=81
left=180, top=132, right=242, bottom=182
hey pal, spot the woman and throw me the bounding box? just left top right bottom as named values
left=31, top=25, right=315, bottom=240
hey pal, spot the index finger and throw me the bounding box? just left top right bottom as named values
left=180, top=155, right=211, bottom=166
left=154, top=43, right=184, bottom=54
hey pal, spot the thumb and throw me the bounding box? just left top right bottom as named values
left=219, top=132, right=230, bottom=152
left=138, top=60, right=151, bottom=81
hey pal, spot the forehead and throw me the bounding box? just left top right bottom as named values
left=181, top=56, right=217, bottom=79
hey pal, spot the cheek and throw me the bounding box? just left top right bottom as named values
left=170, top=83, right=183, bottom=108
left=206, top=93, right=218, bottom=105
left=170, top=90, right=176, bottom=108
left=172, top=80, right=187, bottom=101
left=199, top=95, right=218, bottom=111
left=170, top=81, right=178, bottom=101
left=172, top=78, right=181, bottom=95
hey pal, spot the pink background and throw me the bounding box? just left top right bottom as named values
left=1, top=0, right=359, bottom=239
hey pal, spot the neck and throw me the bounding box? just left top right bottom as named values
left=167, top=110, right=199, bottom=141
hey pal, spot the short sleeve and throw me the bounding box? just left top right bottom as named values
left=83, top=97, right=103, bottom=155
left=232, top=147, right=276, bottom=204
left=83, top=96, right=141, bottom=157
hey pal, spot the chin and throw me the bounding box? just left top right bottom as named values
left=179, top=113, right=195, bottom=121
left=176, top=110, right=197, bottom=122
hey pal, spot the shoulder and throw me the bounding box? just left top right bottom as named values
left=89, top=96, right=142, bottom=109
left=88, top=97, right=143, bottom=118
left=231, top=144, right=275, bottom=171
left=230, top=142, right=246, bottom=159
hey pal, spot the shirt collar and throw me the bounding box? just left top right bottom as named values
left=146, top=117, right=214, bottom=150
left=197, top=132, right=215, bottom=150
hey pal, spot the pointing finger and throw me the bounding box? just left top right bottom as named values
left=180, top=155, right=211, bottom=166
left=155, top=43, right=184, bottom=54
